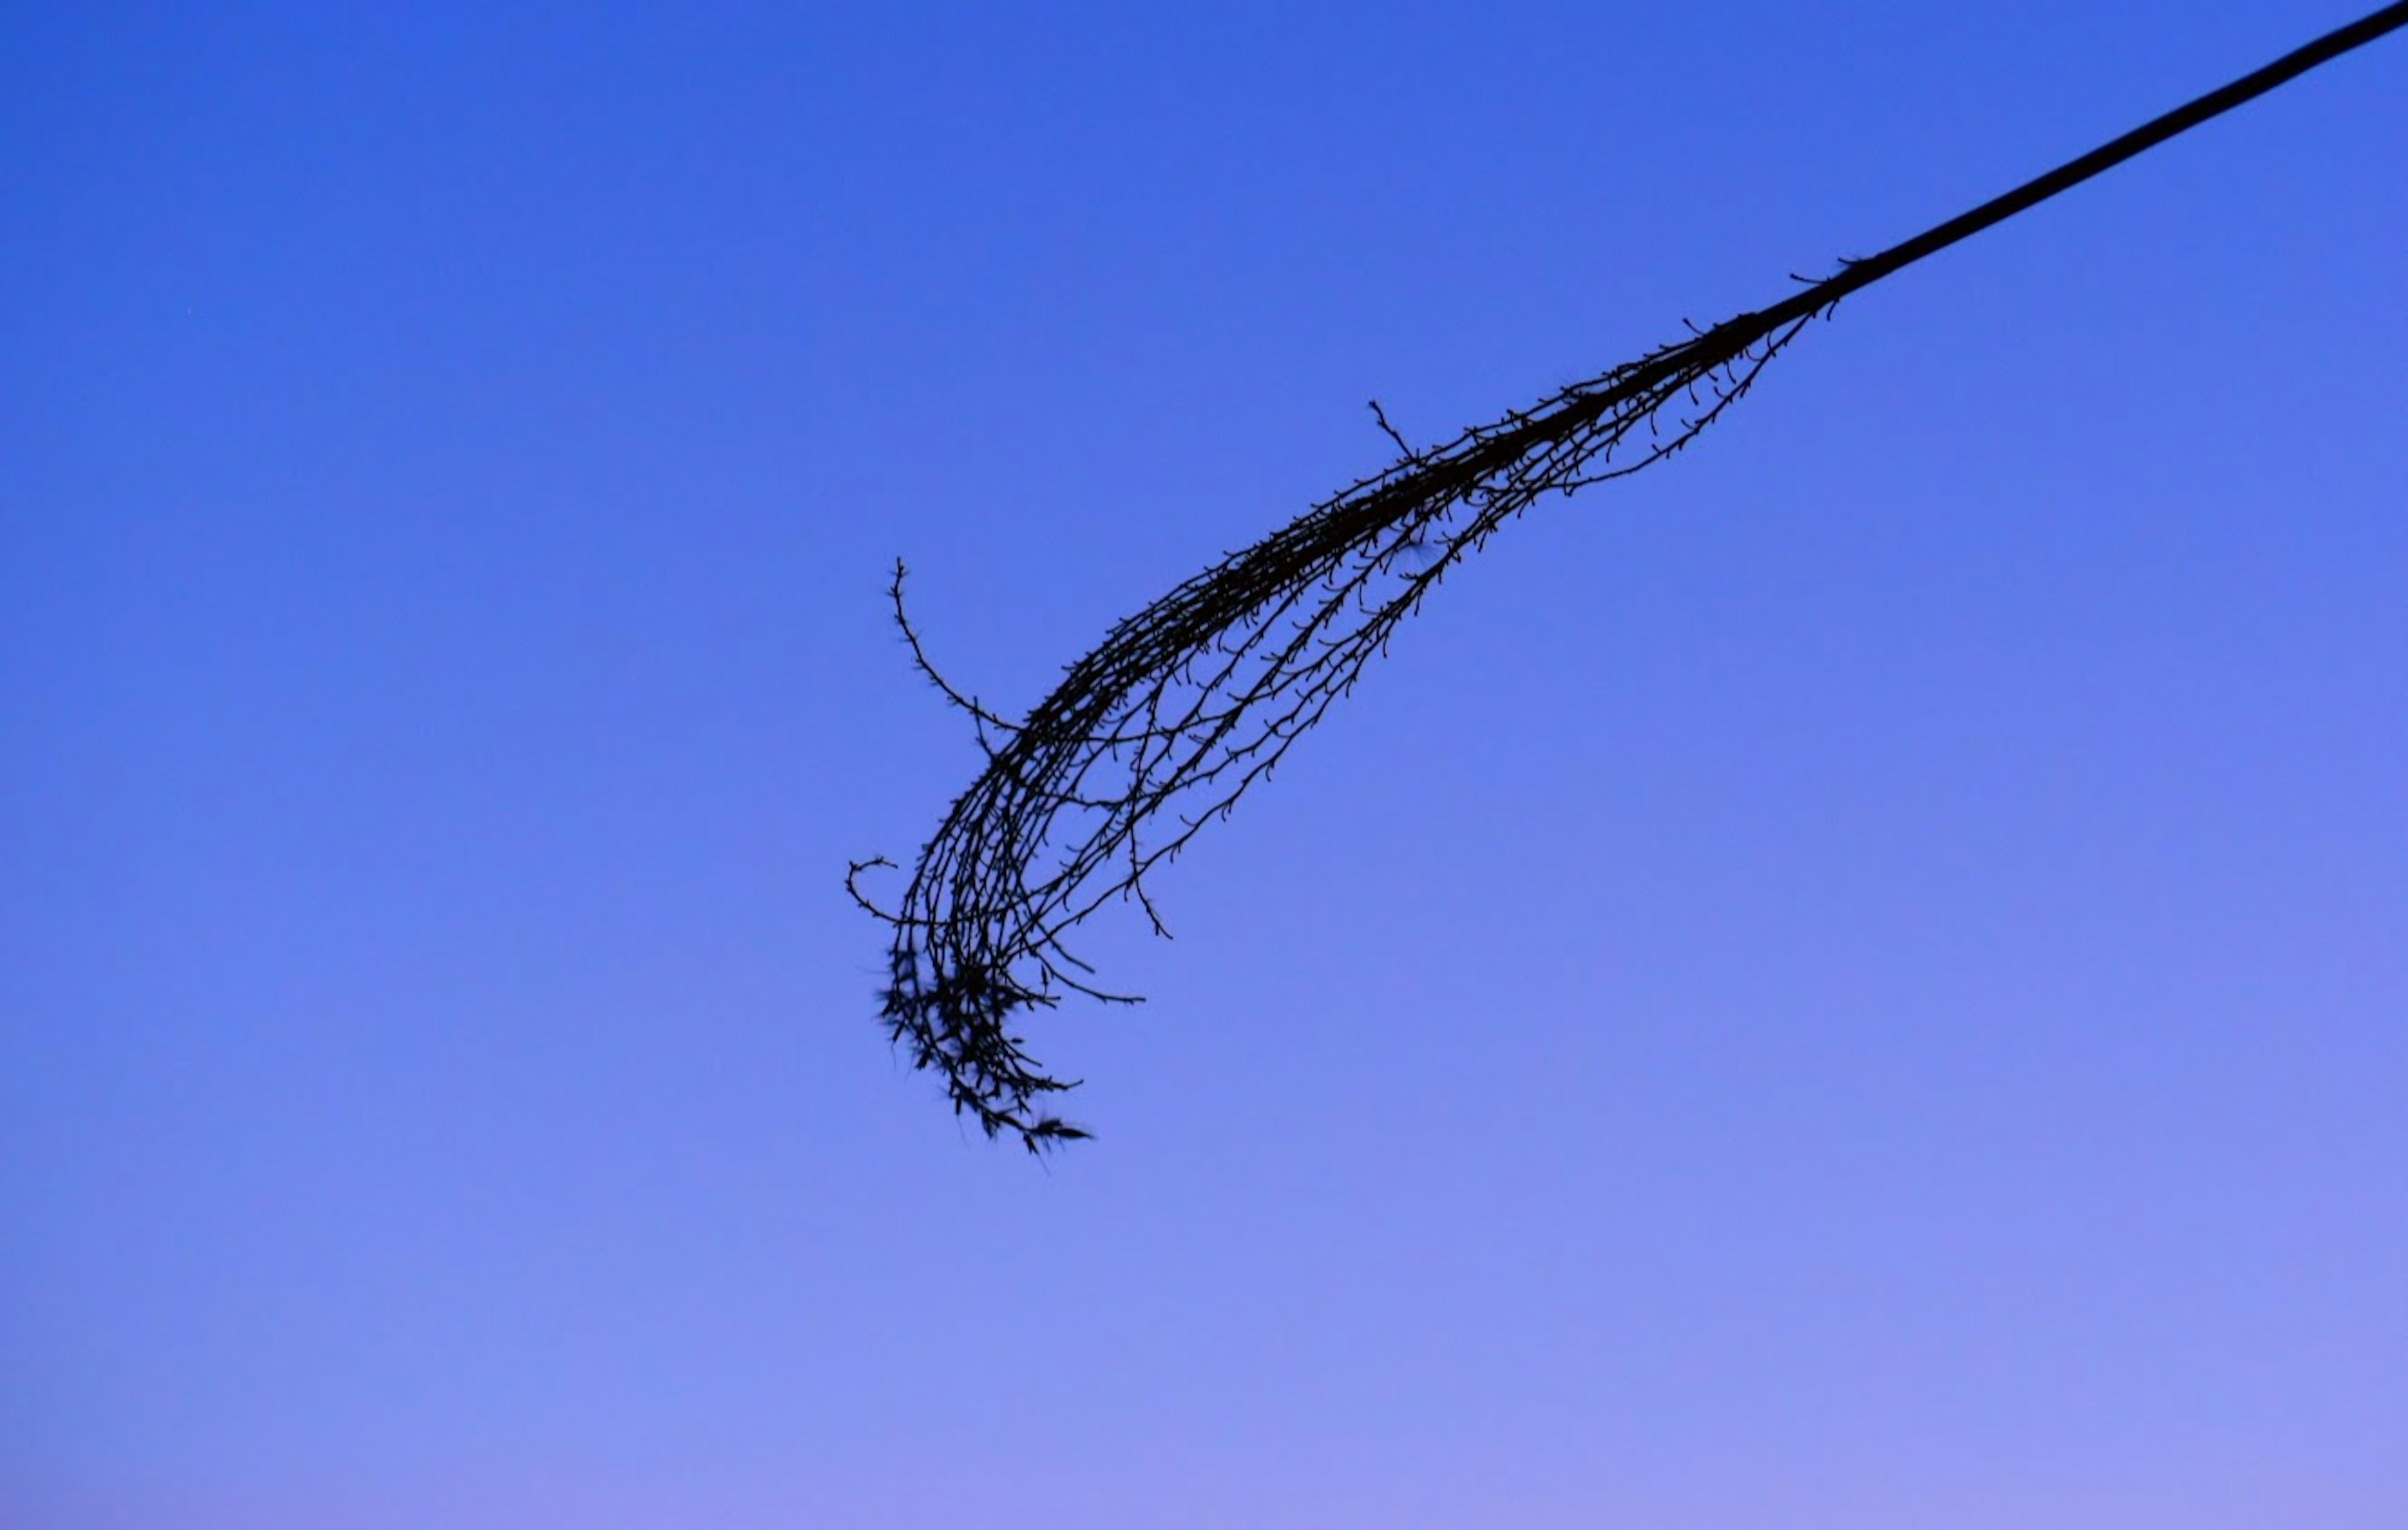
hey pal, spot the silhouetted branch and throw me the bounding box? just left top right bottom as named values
left=855, top=3, right=2408, bottom=1149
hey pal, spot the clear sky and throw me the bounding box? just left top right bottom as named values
left=5, top=3, right=2404, bottom=1526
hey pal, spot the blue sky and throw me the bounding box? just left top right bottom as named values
left=5, top=3, right=2404, bottom=1525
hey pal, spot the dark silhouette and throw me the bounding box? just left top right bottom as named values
left=852, top=3, right=2408, bottom=1150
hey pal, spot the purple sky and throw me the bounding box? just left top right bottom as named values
left=6, top=3, right=2404, bottom=1526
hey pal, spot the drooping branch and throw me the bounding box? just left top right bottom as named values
left=853, top=4, right=2408, bottom=1149
left=852, top=310, right=1815, bottom=1148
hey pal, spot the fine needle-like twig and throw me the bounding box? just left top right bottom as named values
left=852, top=3, right=2408, bottom=1149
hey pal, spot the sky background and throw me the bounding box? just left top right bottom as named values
left=5, top=3, right=2404, bottom=1526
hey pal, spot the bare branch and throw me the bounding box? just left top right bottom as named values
left=855, top=4, right=2408, bottom=1148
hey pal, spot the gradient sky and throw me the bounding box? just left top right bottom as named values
left=6, top=4, right=2404, bottom=1526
